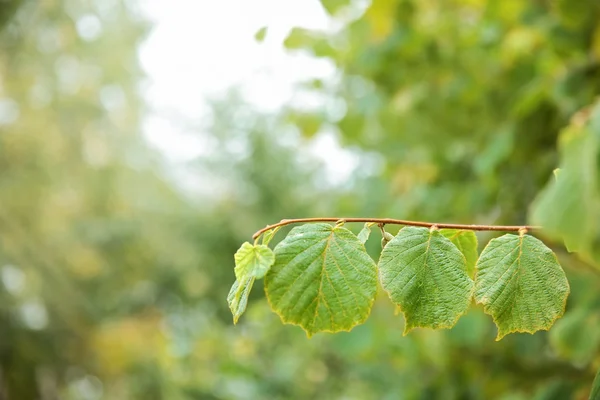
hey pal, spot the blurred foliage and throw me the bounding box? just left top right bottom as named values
left=0, top=0, right=599, bottom=399
left=531, top=101, right=600, bottom=267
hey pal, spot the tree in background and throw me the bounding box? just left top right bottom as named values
left=1, top=0, right=600, bottom=399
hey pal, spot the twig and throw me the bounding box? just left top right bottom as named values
left=252, top=217, right=541, bottom=240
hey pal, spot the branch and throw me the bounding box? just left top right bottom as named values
left=252, top=217, right=540, bottom=240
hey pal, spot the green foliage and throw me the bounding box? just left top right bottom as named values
left=440, top=229, right=478, bottom=278
left=233, top=242, right=275, bottom=280
left=531, top=102, right=600, bottom=265
left=379, top=227, right=473, bottom=333
left=474, top=234, right=569, bottom=340
left=227, top=276, right=255, bottom=324
left=4, top=0, right=600, bottom=397
left=592, top=367, right=600, bottom=400
left=231, top=223, right=569, bottom=341
left=550, top=308, right=600, bottom=366
left=264, top=223, right=377, bottom=336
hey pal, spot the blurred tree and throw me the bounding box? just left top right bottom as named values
left=1, top=0, right=600, bottom=399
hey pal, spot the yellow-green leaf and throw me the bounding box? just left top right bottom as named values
left=378, top=227, right=474, bottom=334
left=227, top=277, right=255, bottom=324
left=474, top=234, right=570, bottom=340
left=261, top=227, right=281, bottom=246
left=265, top=223, right=377, bottom=336
left=234, top=242, right=275, bottom=280
left=357, top=222, right=375, bottom=244
left=254, top=26, right=268, bottom=42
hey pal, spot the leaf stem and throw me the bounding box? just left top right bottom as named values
left=252, top=218, right=540, bottom=240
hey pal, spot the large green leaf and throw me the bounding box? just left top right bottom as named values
left=440, top=229, right=478, bottom=278
left=378, top=227, right=474, bottom=333
left=265, top=223, right=377, bottom=336
left=227, top=277, right=255, bottom=324
left=234, top=242, right=275, bottom=280
left=474, top=234, right=570, bottom=340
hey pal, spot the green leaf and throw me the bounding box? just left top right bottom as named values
left=265, top=223, right=377, bottom=336
left=261, top=227, right=281, bottom=246
left=357, top=222, right=375, bottom=244
left=254, top=26, right=268, bottom=42
left=234, top=242, right=275, bottom=280
left=474, top=234, right=570, bottom=340
left=530, top=126, right=600, bottom=254
left=227, top=277, right=255, bottom=324
left=591, top=367, right=600, bottom=400
left=378, top=227, right=474, bottom=334
left=440, top=229, right=478, bottom=278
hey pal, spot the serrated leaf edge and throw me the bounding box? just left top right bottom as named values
left=474, top=234, right=570, bottom=341
left=378, top=227, right=474, bottom=335
left=264, top=224, right=377, bottom=338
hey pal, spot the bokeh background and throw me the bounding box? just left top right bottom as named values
left=1, top=0, right=600, bottom=398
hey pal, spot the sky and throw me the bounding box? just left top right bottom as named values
left=137, top=0, right=361, bottom=186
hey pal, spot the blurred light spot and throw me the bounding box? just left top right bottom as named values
left=69, top=375, right=104, bottom=400
left=326, top=97, right=347, bottom=122
left=1, top=264, right=25, bottom=295
left=308, top=130, right=359, bottom=186
left=94, top=0, right=119, bottom=19
left=37, top=26, right=61, bottom=53
left=143, top=115, right=208, bottom=161
left=76, top=15, right=103, bottom=42
left=99, top=84, right=125, bottom=111
left=0, top=98, right=20, bottom=125
left=20, top=299, right=49, bottom=330
left=82, top=123, right=111, bottom=167
left=55, top=55, right=82, bottom=95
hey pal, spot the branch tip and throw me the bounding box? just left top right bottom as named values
left=251, top=217, right=541, bottom=241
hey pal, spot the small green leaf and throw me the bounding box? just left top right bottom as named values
left=254, top=26, right=267, bottom=42
left=265, top=223, right=377, bottom=336
left=591, top=366, right=600, bottom=400
left=357, top=222, right=375, bottom=244
left=227, top=277, right=255, bottom=324
left=261, top=227, right=281, bottom=246
left=441, top=229, right=478, bottom=278
left=474, top=234, right=570, bottom=340
left=378, top=227, right=474, bottom=334
left=234, top=242, right=275, bottom=280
